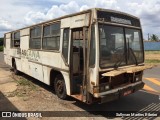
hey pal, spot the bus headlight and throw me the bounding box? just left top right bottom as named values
left=135, top=77, right=139, bottom=81
left=100, top=85, right=110, bottom=92
left=105, top=85, right=110, bottom=90
left=93, top=85, right=110, bottom=93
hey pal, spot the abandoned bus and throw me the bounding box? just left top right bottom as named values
left=3, top=8, right=151, bottom=104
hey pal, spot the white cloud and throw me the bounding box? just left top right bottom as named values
left=24, top=1, right=80, bottom=25
left=127, top=0, right=160, bottom=38
left=24, top=0, right=119, bottom=25
left=0, top=18, right=13, bottom=31
left=94, top=0, right=117, bottom=8
left=0, top=18, right=13, bottom=37
left=24, top=11, right=47, bottom=25
left=45, top=5, right=67, bottom=19
left=80, top=5, right=90, bottom=11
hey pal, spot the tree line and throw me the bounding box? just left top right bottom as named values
left=0, top=38, right=3, bottom=46
left=148, top=34, right=160, bottom=42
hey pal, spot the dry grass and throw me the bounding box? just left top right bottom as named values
left=145, top=51, right=160, bottom=64
left=8, top=75, right=38, bottom=97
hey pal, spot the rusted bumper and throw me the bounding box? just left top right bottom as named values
left=93, top=81, right=144, bottom=103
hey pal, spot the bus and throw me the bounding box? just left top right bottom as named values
left=3, top=8, right=152, bottom=104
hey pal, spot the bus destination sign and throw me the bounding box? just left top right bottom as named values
left=97, top=11, right=140, bottom=27
left=110, top=16, right=131, bottom=25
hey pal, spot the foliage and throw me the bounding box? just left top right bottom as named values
left=0, top=38, right=3, bottom=46
left=145, top=59, right=160, bottom=64
left=0, top=46, right=3, bottom=51
left=150, top=34, right=159, bottom=42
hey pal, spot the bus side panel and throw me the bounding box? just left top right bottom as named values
left=21, top=28, right=30, bottom=37
left=70, top=13, right=90, bottom=28
left=20, top=36, right=29, bottom=50
left=21, top=59, right=29, bottom=74
left=43, top=66, right=51, bottom=85
left=61, top=71, right=70, bottom=95
left=20, top=35, right=29, bottom=74
left=15, top=58, right=21, bottom=71
left=28, top=62, right=43, bottom=82
left=4, top=33, right=11, bottom=66
left=41, top=52, right=61, bottom=68
left=61, top=13, right=90, bottom=29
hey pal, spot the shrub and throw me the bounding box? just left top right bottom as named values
left=0, top=46, right=3, bottom=51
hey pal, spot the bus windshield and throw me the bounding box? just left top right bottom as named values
left=99, top=24, right=144, bottom=68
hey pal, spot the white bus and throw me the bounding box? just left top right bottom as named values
left=3, top=8, right=151, bottom=104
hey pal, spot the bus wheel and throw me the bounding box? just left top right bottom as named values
left=13, top=61, right=19, bottom=75
left=54, top=74, right=67, bottom=100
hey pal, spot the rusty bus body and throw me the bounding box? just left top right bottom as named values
left=3, top=8, right=151, bottom=104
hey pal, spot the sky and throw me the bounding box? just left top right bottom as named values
left=0, top=0, right=160, bottom=40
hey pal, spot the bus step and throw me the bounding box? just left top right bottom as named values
left=71, top=94, right=83, bottom=101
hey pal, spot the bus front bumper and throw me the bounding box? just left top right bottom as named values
left=93, top=81, right=144, bottom=103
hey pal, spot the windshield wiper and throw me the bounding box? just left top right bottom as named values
left=114, top=52, right=125, bottom=69
left=129, top=47, right=138, bottom=65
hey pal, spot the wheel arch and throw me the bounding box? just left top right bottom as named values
left=12, top=58, right=15, bottom=67
left=50, top=69, right=63, bottom=86
left=49, top=69, right=70, bottom=95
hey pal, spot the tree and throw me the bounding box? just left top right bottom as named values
left=150, top=34, right=159, bottom=42
left=0, top=38, right=3, bottom=46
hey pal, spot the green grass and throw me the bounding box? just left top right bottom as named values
left=145, top=59, right=160, bottom=64
left=145, top=51, right=160, bottom=64
left=0, top=46, right=3, bottom=51
left=145, top=51, right=160, bottom=54
left=8, top=78, right=38, bottom=97
left=16, top=78, right=37, bottom=90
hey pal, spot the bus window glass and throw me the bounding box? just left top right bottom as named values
left=62, top=28, right=69, bottom=63
left=44, top=26, right=50, bottom=36
left=99, top=24, right=125, bottom=68
left=125, top=28, right=143, bottom=64
left=51, top=23, right=60, bottom=36
left=43, top=22, right=60, bottom=50
left=30, top=26, right=41, bottom=49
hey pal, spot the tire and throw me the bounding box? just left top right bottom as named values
left=54, top=74, right=67, bottom=100
left=13, top=61, right=19, bottom=75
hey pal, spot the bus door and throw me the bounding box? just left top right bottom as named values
left=70, top=27, right=88, bottom=96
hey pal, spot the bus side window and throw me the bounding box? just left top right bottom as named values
left=11, top=31, right=20, bottom=48
left=30, top=26, right=42, bottom=49
left=43, top=23, right=60, bottom=50
left=62, top=28, right=69, bottom=63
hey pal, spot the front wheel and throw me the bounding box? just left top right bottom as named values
left=54, top=74, right=67, bottom=100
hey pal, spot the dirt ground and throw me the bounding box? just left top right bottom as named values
left=0, top=60, right=111, bottom=120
